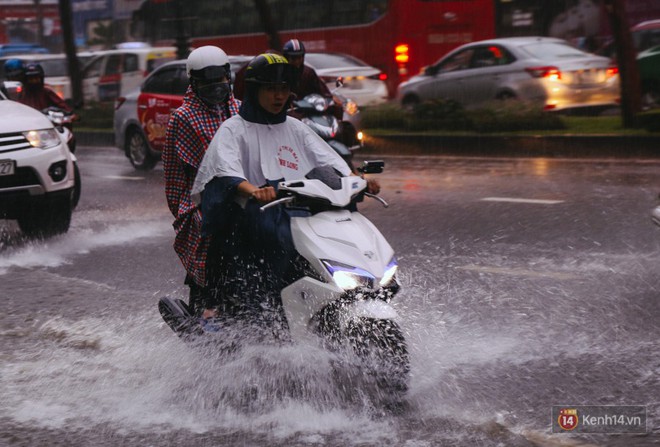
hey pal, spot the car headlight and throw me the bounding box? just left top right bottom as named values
left=322, top=259, right=375, bottom=290
left=379, top=258, right=398, bottom=287
left=24, top=129, right=61, bottom=149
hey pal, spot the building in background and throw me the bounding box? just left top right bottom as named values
left=0, top=0, right=62, bottom=51
left=496, top=0, right=660, bottom=53
left=0, top=0, right=145, bottom=51
left=73, top=0, right=143, bottom=49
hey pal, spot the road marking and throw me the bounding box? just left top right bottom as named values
left=102, top=175, right=145, bottom=181
left=457, top=264, right=577, bottom=280
left=481, top=197, right=564, bottom=205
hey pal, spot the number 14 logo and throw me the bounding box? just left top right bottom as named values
left=558, top=408, right=579, bottom=431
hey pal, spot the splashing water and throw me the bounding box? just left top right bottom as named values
left=0, top=219, right=170, bottom=275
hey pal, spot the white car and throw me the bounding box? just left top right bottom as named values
left=0, top=84, right=80, bottom=236
left=82, top=47, right=176, bottom=103
left=0, top=52, right=97, bottom=102
left=304, top=52, right=390, bottom=107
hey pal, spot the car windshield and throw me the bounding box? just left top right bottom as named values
left=146, top=56, right=177, bottom=73
left=304, top=53, right=368, bottom=69
left=520, top=42, right=588, bottom=60
left=37, top=58, right=69, bottom=77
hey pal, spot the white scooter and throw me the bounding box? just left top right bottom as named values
left=159, top=161, right=409, bottom=403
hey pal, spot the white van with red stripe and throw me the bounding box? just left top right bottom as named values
left=82, top=47, right=176, bottom=103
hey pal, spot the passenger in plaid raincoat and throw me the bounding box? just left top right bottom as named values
left=163, top=46, right=240, bottom=316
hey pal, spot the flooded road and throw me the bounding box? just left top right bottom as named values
left=1, top=147, right=659, bottom=446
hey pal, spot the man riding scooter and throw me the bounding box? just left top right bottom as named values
left=18, top=62, right=72, bottom=113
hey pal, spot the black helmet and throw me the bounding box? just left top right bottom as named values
left=244, top=53, right=298, bottom=86
left=282, top=39, right=305, bottom=58
left=23, top=62, right=45, bottom=80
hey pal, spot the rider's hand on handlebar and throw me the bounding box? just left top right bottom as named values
left=366, top=178, right=381, bottom=195
left=251, top=186, right=277, bottom=203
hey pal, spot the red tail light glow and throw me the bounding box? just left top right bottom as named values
left=395, top=44, right=409, bottom=64
left=606, top=66, right=619, bottom=79
left=525, top=66, right=561, bottom=80
left=368, top=73, right=388, bottom=81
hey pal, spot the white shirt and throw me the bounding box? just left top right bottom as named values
left=192, top=115, right=351, bottom=199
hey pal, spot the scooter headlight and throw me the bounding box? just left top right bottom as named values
left=24, top=129, right=60, bottom=149
left=322, top=260, right=375, bottom=290
left=379, top=258, right=398, bottom=287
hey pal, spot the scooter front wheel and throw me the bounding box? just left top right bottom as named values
left=345, top=317, right=410, bottom=401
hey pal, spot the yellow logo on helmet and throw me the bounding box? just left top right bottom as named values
left=262, top=53, right=288, bottom=64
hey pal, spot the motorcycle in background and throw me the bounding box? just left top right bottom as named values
left=290, top=78, right=363, bottom=171
left=43, top=107, right=78, bottom=154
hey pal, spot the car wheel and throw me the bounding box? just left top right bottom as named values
left=17, top=195, right=72, bottom=238
left=401, top=95, right=420, bottom=111
left=496, top=91, right=517, bottom=101
left=126, top=127, right=156, bottom=170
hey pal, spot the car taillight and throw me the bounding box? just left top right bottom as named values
left=525, top=66, right=561, bottom=80
left=369, top=73, right=388, bottom=81
left=606, top=66, right=619, bottom=79
left=114, top=96, right=126, bottom=111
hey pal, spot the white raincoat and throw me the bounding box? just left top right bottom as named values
left=192, top=115, right=351, bottom=200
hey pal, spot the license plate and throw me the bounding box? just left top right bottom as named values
left=0, top=159, right=15, bottom=176
left=575, top=69, right=602, bottom=84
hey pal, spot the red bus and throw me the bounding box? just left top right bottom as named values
left=137, top=0, right=496, bottom=95
left=131, top=0, right=660, bottom=95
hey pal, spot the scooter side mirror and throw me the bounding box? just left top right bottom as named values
left=2, top=80, right=22, bottom=100
left=359, top=160, right=384, bottom=174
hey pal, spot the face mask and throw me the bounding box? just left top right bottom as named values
left=196, top=82, right=231, bottom=105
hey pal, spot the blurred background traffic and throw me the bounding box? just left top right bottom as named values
left=0, top=0, right=659, bottom=133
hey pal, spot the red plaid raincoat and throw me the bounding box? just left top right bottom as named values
left=163, top=86, right=240, bottom=286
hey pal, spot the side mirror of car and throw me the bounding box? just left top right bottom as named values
left=335, top=76, right=344, bottom=88
left=423, top=65, right=437, bottom=76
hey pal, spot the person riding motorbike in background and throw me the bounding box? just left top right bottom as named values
left=17, top=63, right=72, bottom=113
left=191, top=53, right=365, bottom=328
left=282, top=39, right=343, bottom=120
left=163, top=46, right=241, bottom=318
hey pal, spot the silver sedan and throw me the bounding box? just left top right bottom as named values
left=397, top=36, right=620, bottom=113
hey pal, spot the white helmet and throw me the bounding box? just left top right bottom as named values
left=186, top=46, right=230, bottom=80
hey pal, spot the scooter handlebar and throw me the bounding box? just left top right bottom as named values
left=259, top=196, right=294, bottom=213
left=365, top=192, right=389, bottom=208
